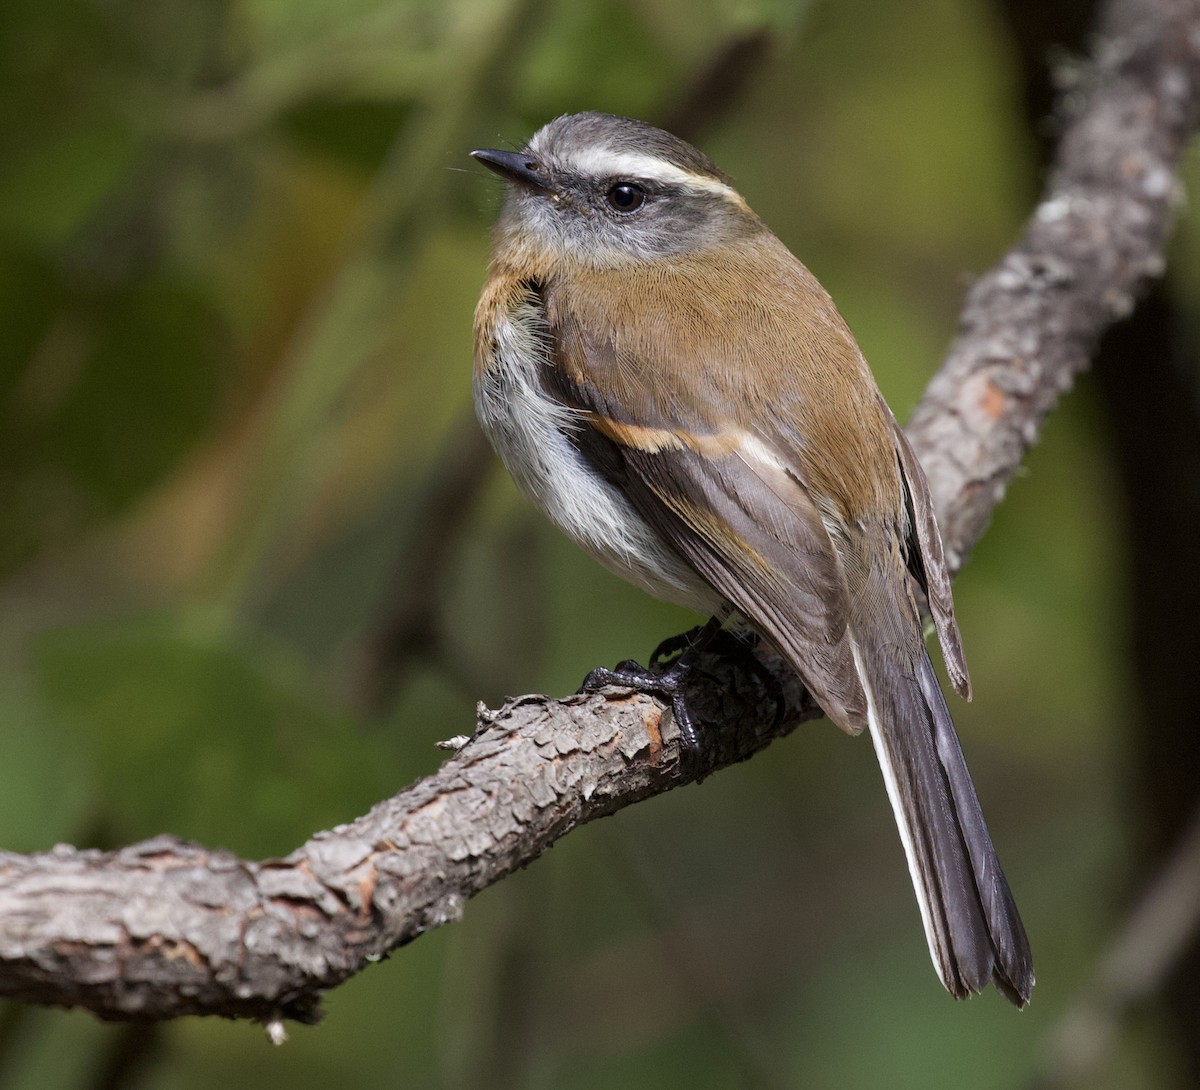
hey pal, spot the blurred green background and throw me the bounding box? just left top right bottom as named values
left=3, top=0, right=1199, bottom=1086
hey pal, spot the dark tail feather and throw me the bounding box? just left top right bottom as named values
left=855, top=635, right=1035, bottom=1006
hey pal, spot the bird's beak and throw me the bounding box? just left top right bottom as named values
left=470, top=148, right=550, bottom=193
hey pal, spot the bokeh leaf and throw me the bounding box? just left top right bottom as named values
left=32, top=609, right=397, bottom=857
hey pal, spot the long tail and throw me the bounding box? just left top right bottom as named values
left=852, top=630, right=1035, bottom=1006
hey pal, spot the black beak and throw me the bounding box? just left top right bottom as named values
left=470, top=148, right=549, bottom=191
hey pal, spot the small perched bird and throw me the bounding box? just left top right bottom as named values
left=471, top=112, right=1033, bottom=1006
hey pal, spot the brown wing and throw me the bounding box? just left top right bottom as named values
left=540, top=295, right=869, bottom=733
left=886, top=407, right=971, bottom=699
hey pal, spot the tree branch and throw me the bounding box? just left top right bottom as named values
left=909, top=0, right=1200, bottom=571
left=2, top=0, right=1198, bottom=1027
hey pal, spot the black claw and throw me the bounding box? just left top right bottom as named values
left=581, top=666, right=608, bottom=692
left=580, top=616, right=787, bottom=750
left=669, top=691, right=703, bottom=755
left=582, top=657, right=704, bottom=760
left=578, top=617, right=731, bottom=773
left=649, top=625, right=708, bottom=668
left=583, top=662, right=666, bottom=694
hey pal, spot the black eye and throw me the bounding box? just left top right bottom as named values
left=605, top=182, right=646, bottom=213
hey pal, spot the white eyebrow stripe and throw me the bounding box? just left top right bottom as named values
left=559, top=146, right=743, bottom=202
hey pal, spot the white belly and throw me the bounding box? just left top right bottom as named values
left=474, top=298, right=718, bottom=615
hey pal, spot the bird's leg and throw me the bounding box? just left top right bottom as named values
left=651, top=623, right=786, bottom=729
left=581, top=615, right=725, bottom=758
left=648, top=625, right=709, bottom=669
left=711, top=628, right=788, bottom=728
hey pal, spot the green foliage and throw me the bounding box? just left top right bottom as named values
left=31, top=610, right=399, bottom=856
left=0, top=0, right=1190, bottom=1086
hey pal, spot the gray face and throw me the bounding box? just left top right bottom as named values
left=481, top=112, right=759, bottom=267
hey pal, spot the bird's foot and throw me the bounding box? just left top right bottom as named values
left=582, top=656, right=705, bottom=757
left=581, top=616, right=726, bottom=766
left=651, top=625, right=787, bottom=728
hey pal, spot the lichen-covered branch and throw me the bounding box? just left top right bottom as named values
left=2, top=0, right=1198, bottom=1028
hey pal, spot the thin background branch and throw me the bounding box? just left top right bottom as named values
left=1033, top=803, right=1200, bottom=1087
left=1, top=0, right=1198, bottom=1030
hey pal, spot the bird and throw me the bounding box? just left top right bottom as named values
left=470, top=111, right=1034, bottom=1006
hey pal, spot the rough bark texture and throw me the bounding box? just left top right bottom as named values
left=1, top=0, right=1198, bottom=1027
left=0, top=665, right=811, bottom=1024
left=1001, top=0, right=1200, bottom=1078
